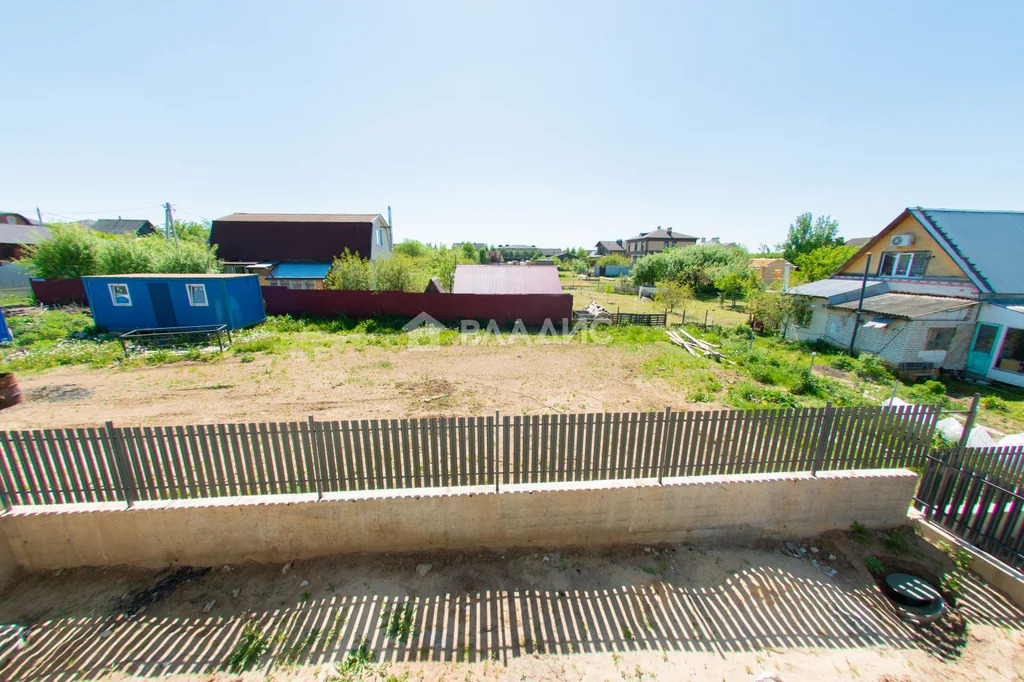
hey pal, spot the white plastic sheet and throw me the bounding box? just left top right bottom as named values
left=935, top=417, right=964, bottom=443
left=965, top=427, right=996, bottom=448
left=997, top=433, right=1024, bottom=448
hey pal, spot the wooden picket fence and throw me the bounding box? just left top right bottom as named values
left=0, top=404, right=938, bottom=509
left=914, top=445, right=1024, bottom=572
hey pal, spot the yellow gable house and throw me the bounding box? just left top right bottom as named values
left=785, top=208, right=1024, bottom=386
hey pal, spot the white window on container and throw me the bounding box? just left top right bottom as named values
left=187, top=283, right=208, bottom=307
left=109, top=283, right=132, bottom=306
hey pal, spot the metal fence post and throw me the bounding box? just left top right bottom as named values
left=308, top=415, right=325, bottom=500
left=494, top=411, right=500, bottom=494
left=655, top=407, right=672, bottom=485
left=105, top=421, right=137, bottom=508
left=811, top=402, right=834, bottom=477
left=957, top=393, right=980, bottom=448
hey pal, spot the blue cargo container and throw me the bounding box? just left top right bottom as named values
left=81, top=274, right=266, bottom=332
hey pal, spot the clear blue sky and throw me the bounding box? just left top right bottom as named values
left=3, top=1, right=1022, bottom=250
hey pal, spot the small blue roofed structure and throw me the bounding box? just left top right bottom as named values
left=81, top=274, right=266, bottom=332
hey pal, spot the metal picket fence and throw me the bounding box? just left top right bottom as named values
left=914, top=445, right=1024, bottom=571
left=0, top=404, right=938, bottom=509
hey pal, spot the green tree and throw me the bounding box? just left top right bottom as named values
left=173, top=220, right=211, bottom=243
left=460, top=242, right=477, bottom=260
left=780, top=212, right=841, bottom=263
left=100, top=234, right=155, bottom=274
left=371, top=255, right=417, bottom=291
left=596, top=253, right=630, bottom=267
left=631, top=243, right=750, bottom=293
left=792, top=243, right=857, bottom=283
left=714, top=272, right=750, bottom=307
left=433, top=247, right=458, bottom=292
left=478, top=248, right=488, bottom=264
left=151, top=239, right=220, bottom=273
left=18, top=224, right=102, bottom=279
left=393, top=239, right=430, bottom=258
left=325, top=249, right=372, bottom=290
left=653, top=280, right=691, bottom=316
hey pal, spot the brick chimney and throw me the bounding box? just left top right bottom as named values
left=667, top=227, right=673, bottom=237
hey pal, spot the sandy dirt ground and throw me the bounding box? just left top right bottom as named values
left=2, top=343, right=702, bottom=430
left=1, top=531, right=1022, bottom=681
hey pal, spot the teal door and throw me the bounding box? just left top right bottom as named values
left=967, top=323, right=1001, bottom=375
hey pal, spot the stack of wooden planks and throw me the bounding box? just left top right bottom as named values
left=666, top=328, right=729, bottom=362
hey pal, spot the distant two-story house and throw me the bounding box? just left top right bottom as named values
left=623, top=228, right=698, bottom=262
left=786, top=207, right=1024, bottom=385
left=210, top=212, right=393, bottom=289
left=591, top=240, right=626, bottom=258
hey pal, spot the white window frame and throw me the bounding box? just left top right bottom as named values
left=878, top=251, right=927, bottom=278
left=376, top=228, right=383, bottom=246
left=186, top=283, right=208, bottom=307
left=108, top=283, right=132, bottom=307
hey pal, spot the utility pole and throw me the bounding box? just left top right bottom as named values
left=35, top=207, right=43, bottom=226
left=848, top=253, right=872, bottom=355
left=164, top=202, right=178, bottom=244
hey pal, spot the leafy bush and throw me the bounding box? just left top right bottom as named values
left=99, top=235, right=155, bottom=274
left=981, top=395, right=1009, bottom=412
left=854, top=354, right=892, bottom=382
left=864, top=556, right=884, bottom=575
left=5, top=310, right=95, bottom=346
left=631, top=243, right=751, bottom=293
left=372, top=254, right=418, bottom=292
left=596, top=253, right=630, bottom=267
left=827, top=354, right=856, bottom=371
left=325, top=249, right=372, bottom=290
left=19, top=224, right=219, bottom=278
left=19, top=224, right=102, bottom=278
left=851, top=521, right=871, bottom=544
left=726, top=381, right=798, bottom=409
left=907, top=379, right=950, bottom=407
left=790, top=372, right=826, bottom=396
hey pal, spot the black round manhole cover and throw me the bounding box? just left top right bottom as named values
left=884, top=573, right=941, bottom=608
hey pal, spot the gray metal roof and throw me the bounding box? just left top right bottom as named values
left=91, top=219, right=157, bottom=235
left=625, top=228, right=697, bottom=241
left=0, top=223, right=50, bottom=245
left=833, top=292, right=977, bottom=319
left=786, top=278, right=888, bottom=304
left=910, top=208, right=1024, bottom=294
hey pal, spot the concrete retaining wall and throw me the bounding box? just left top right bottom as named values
left=0, top=469, right=917, bottom=572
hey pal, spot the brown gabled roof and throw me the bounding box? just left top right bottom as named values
left=215, top=213, right=382, bottom=223
left=210, top=213, right=384, bottom=262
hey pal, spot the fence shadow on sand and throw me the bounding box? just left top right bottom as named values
left=3, top=549, right=1022, bottom=680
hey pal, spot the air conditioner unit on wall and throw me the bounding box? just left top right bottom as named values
left=889, top=234, right=915, bottom=247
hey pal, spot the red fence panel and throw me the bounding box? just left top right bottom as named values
left=30, top=278, right=88, bottom=306
left=261, top=287, right=573, bottom=326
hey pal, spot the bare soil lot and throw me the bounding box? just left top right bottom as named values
left=2, top=342, right=707, bottom=429
left=1, top=529, right=1021, bottom=681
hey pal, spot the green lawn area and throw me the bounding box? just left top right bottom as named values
left=5, top=305, right=1024, bottom=437
left=568, top=278, right=751, bottom=327
left=0, top=289, right=33, bottom=307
